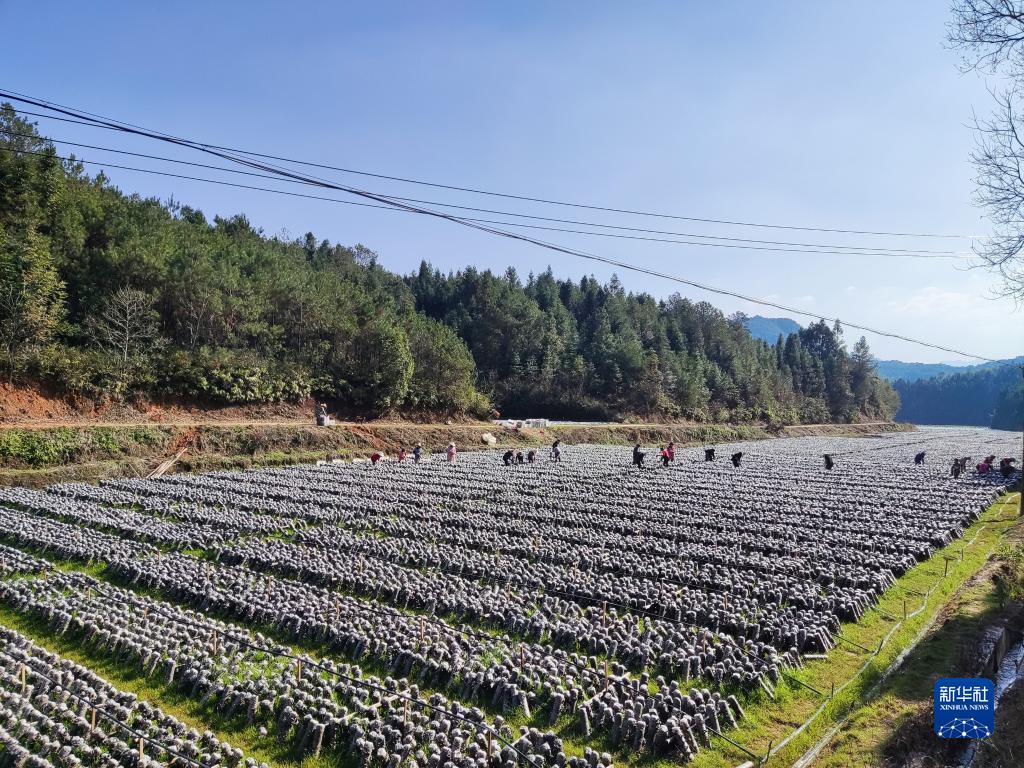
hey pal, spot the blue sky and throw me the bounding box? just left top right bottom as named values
left=3, top=1, right=1022, bottom=362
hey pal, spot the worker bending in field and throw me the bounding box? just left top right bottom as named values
left=731, top=452, right=743, bottom=468
left=1000, top=457, right=1017, bottom=479
left=951, top=458, right=962, bottom=479
left=527, top=449, right=537, bottom=463
left=551, top=439, right=562, bottom=462
left=503, top=449, right=515, bottom=466
left=397, top=447, right=408, bottom=462
left=666, top=442, right=676, bottom=462
left=704, top=448, right=716, bottom=462
left=660, top=446, right=671, bottom=467
left=914, top=451, right=926, bottom=465
left=413, top=443, right=423, bottom=464
left=516, top=450, right=525, bottom=464
left=823, top=454, right=835, bottom=470
left=632, top=443, right=645, bottom=468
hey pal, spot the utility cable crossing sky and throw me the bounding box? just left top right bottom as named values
left=0, top=137, right=977, bottom=261
left=9, top=103, right=988, bottom=240
left=6, top=107, right=990, bottom=248
left=0, top=87, right=1008, bottom=364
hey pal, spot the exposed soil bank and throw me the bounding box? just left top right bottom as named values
left=962, top=638, right=1024, bottom=767
left=0, top=420, right=913, bottom=487
left=974, top=676, right=1024, bottom=768
left=0, top=382, right=316, bottom=426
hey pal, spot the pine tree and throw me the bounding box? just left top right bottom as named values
left=0, top=227, right=66, bottom=377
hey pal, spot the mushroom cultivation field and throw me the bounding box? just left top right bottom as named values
left=0, top=427, right=1018, bottom=768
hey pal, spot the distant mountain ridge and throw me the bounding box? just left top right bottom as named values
left=876, top=356, right=1024, bottom=383
left=743, top=316, right=802, bottom=343
left=874, top=360, right=967, bottom=383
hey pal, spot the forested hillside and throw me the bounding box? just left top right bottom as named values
left=894, top=365, right=1023, bottom=430
left=0, top=106, right=898, bottom=423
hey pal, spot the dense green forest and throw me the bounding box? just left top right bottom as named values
left=0, top=105, right=899, bottom=423
left=895, top=365, right=1023, bottom=430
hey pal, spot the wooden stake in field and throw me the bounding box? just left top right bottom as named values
left=312, top=726, right=324, bottom=760
left=138, top=737, right=144, bottom=759
left=20, top=665, right=26, bottom=695
left=419, top=617, right=425, bottom=644
left=91, top=708, right=97, bottom=732
left=295, top=658, right=302, bottom=684
left=604, top=659, right=609, bottom=692
left=519, top=645, right=525, bottom=674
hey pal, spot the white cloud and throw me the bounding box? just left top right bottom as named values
left=887, top=286, right=981, bottom=315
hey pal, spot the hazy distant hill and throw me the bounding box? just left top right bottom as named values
left=743, top=316, right=802, bottom=343
left=875, top=360, right=965, bottom=382
left=894, top=362, right=1023, bottom=429
left=877, top=356, right=1024, bottom=383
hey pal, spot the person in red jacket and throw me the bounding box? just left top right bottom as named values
left=370, top=451, right=383, bottom=465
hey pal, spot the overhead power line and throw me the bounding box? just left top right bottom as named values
left=0, top=92, right=1004, bottom=363
left=3, top=89, right=987, bottom=240
left=0, top=127, right=977, bottom=260
left=0, top=144, right=976, bottom=262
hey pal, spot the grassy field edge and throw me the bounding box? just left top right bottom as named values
left=0, top=421, right=914, bottom=487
